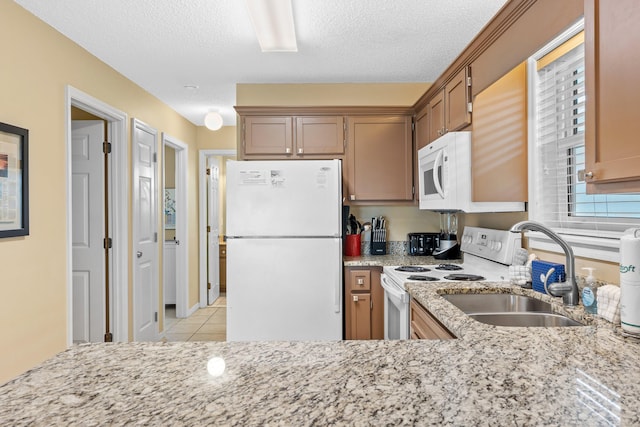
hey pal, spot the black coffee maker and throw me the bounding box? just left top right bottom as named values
left=433, top=212, right=460, bottom=260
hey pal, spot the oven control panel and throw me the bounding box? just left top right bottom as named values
left=460, top=226, right=522, bottom=265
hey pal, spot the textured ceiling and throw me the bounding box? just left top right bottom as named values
left=14, top=0, right=509, bottom=127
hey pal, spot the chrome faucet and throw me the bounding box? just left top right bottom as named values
left=509, top=221, right=579, bottom=306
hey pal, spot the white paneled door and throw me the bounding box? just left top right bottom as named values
left=207, top=158, right=220, bottom=305
left=132, top=119, right=159, bottom=341
left=71, top=120, right=105, bottom=343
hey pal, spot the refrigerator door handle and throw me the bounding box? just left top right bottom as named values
left=335, top=249, right=342, bottom=313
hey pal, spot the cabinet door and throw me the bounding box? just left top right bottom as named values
left=410, top=300, right=454, bottom=340
left=428, top=91, right=445, bottom=142
left=346, top=115, right=413, bottom=202
left=349, top=293, right=371, bottom=340
left=471, top=62, right=527, bottom=202
left=585, top=0, right=640, bottom=192
left=244, top=116, right=293, bottom=155
left=446, top=67, right=472, bottom=132
left=414, top=105, right=430, bottom=151
left=295, top=116, right=344, bottom=155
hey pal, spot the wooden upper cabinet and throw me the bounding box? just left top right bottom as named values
left=242, top=115, right=344, bottom=159
left=244, top=116, right=293, bottom=155
left=346, top=115, right=413, bottom=202
left=471, top=62, right=528, bottom=202
left=428, top=90, right=445, bottom=143
left=446, top=67, right=472, bottom=132
left=414, top=104, right=430, bottom=152
left=295, top=116, right=345, bottom=155
left=427, top=66, right=472, bottom=144
left=585, top=0, right=640, bottom=193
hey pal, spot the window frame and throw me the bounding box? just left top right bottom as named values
left=526, top=19, right=639, bottom=263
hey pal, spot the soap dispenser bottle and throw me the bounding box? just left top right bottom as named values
left=582, top=267, right=598, bottom=314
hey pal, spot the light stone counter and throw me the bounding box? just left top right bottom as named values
left=343, top=254, right=460, bottom=267
left=1, top=282, right=639, bottom=426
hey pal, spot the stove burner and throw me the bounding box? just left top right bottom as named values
left=443, top=274, right=486, bottom=281
left=406, top=275, right=439, bottom=282
left=395, top=266, right=431, bottom=272
left=435, top=264, right=463, bottom=271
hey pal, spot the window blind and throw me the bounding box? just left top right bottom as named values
left=534, top=39, right=640, bottom=239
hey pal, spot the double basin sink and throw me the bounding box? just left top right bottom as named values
left=442, top=293, right=584, bottom=327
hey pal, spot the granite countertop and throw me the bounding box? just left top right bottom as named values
left=2, top=283, right=639, bottom=425
left=344, top=253, right=461, bottom=267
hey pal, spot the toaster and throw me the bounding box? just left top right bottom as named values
left=407, top=232, right=440, bottom=256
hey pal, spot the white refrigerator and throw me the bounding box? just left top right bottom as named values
left=225, top=159, right=343, bottom=341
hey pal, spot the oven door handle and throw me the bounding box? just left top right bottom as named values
left=381, top=274, right=409, bottom=304
left=433, top=150, right=445, bottom=199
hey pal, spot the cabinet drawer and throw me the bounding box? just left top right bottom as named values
left=348, top=269, right=371, bottom=292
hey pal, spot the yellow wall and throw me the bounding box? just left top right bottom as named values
left=0, top=2, right=199, bottom=383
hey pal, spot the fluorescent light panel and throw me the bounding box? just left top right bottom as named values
left=245, top=0, right=297, bottom=52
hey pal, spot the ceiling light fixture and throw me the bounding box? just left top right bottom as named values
left=245, top=0, right=298, bottom=52
left=204, top=112, right=223, bottom=131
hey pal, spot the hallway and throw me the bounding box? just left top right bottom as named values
left=163, top=295, right=226, bottom=342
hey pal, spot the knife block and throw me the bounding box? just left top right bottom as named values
left=370, top=241, right=386, bottom=255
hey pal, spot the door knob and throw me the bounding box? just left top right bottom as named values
left=137, top=251, right=143, bottom=258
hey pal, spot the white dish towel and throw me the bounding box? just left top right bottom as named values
left=597, top=285, right=621, bottom=324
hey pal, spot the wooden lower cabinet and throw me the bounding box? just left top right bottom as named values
left=344, top=266, right=383, bottom=340
left=410, top=300, right=455, bottom=340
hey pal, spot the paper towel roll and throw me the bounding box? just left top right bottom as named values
left=620, top=228, right=640, bottom=334
left=620, top=228, right=640, bottom=282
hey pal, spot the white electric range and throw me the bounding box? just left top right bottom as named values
left=381, top=226, right=522, bottom=340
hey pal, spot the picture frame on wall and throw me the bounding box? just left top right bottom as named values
left=0, top=122, right=29, bottom=238
left=165, top=188, right=176, bottom=230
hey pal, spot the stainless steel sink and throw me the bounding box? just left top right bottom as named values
left=469, top=313, right=583, bottom=327
left=441, top=293, right=583, bottom=327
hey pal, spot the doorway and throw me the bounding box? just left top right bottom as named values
left=162, top=134, right=189, bottom=321
left=66, top=86, right=128, bottom=345
left=199, top=149, right=236, bottom=308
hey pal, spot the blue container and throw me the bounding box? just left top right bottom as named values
left=531, top=260, right=566, bottom=294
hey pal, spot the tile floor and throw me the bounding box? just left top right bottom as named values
left=163, top=294, right=226, bottom=342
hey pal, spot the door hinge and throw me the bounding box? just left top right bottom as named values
left=103, top=141, right=112, bottom=154
left=154, top=232, right=158, bottom=242
left=103, top=237, right=112, bottom=249
left=467, top=76, right=472, bottom=87
left=154, top=312, right=158, bottom=322
left=412, top=185, right=415, bottom=195
left=370, top=299, right=373, bottom=310
left=467, top=102, right=473, bottom=113
left=411, top=122, right=415, bottom=131
left=206, top=168, right=211, bottom=175
left=153, top=152, right=157, bottom=163
left=207, top=282, right=211, bottom=290
left=207, top=225, right=211, bottom=233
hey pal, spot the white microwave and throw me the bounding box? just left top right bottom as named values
left=418, top=132, right=525, bottom=213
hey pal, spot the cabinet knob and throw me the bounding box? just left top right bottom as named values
left=578, top=170, right=594, bottom=181
left=350, top=195, right=356, bottom=201
left=285, top=147, right=291, bottom=154
left=297, top=148, right=303, bottom=154
left=353, top=295, right=359, bottom=302
left=357, top=278, right=364, bottom=285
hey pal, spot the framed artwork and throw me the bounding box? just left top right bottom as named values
left=165, top=188, right=176, bottom=230
left=0, top=122, right=29, bottom=238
